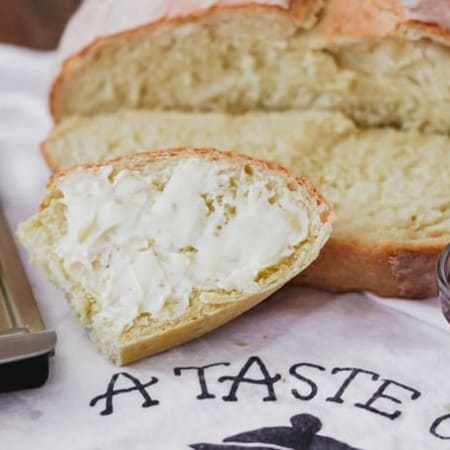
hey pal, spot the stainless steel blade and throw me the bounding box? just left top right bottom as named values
left=0, top=204, right=45, bottom=332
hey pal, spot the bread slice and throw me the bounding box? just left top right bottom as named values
left=51, top=0, right=450, bottom=132
left=18, top=148, right=332, bottom=365
left=41, top=110, right=450, bottom=298
left=42, top=110, right=357, bottom=171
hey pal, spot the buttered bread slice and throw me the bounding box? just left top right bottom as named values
left=42, top=110, right=450, bottom=298
left=18, top=149, right=332, bottom=365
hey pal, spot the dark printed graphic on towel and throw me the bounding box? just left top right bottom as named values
left=190, top=413, right=359, bottom=449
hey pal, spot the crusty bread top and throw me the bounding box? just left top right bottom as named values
left=312, top=0, right=450, bottom=46
left=313, top=0, right=450, bottom=36
left=58, top=0, right=450, bottom=62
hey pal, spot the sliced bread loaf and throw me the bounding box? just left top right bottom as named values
left=18, top=148, right=332, bottom=364
left=51, top=0, right=450, bottom=132
left=41, top=110, right=450, bottom=298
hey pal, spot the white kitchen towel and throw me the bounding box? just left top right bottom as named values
left=0, top=45, right=449, bottom=450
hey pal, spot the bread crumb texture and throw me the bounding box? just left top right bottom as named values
left=18, top=150, right=331, bottom=363
left=53, top=9, right=450, bottom=133
left=44, top=110, right=450, bottom=245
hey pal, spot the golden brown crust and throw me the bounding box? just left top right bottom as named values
left=295, top=238, right=441, bottom=298
left=306, top=0, right=450, bottom=43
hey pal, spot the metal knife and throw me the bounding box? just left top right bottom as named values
left=0, top=204, right=56, bottom=392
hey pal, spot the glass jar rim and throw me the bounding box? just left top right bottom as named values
left=437, top=244, right=450, bottom=300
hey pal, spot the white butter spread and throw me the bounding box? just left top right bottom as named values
left=55, top=158, right=308, bottom=330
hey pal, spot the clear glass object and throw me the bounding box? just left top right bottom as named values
left=437, top=245, right=450, bottom=324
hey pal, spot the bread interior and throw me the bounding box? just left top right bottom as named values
left=53, top=9, right=450, bottom=133
left=44, top=110, right=450, bottom=245
left=18, top=151, right=331, bottom=363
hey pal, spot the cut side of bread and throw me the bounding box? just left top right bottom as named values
left=51, top=2, right=450, bottom=133
left=43, top=110, right=356, bottom=171
left=42, top=110, right=450, bottom=298
left=18, top=148, right=332, bottom=365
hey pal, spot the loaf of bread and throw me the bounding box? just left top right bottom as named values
left=51, top=0, right=450, bottom=133
left=41, top=110, right=450, bottom=298
left=18, top=149, right=332, bottom=364
left=38, top=0, right=450, bottom=299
